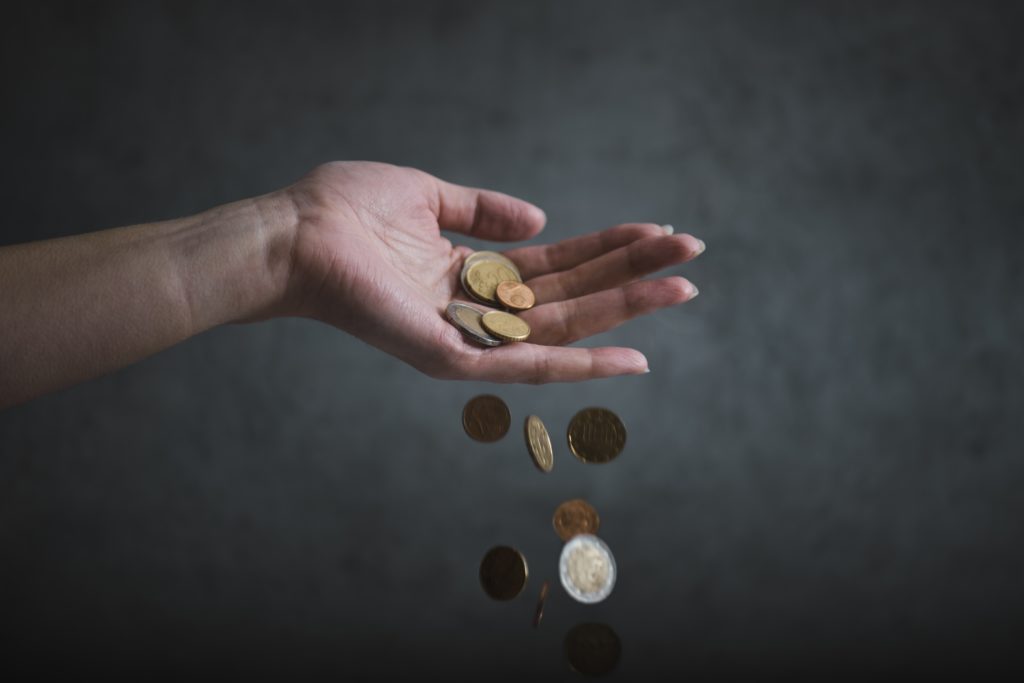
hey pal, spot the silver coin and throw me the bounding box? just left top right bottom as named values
left=446, top=302, right=503, bottom=347
left=559, top=534, right=616, bottom=604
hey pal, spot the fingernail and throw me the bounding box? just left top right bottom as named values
left=643, top=367, right=651, bottom=374
left=690, top=284, right=700, bottom=299
left=696, top=238, right=706, bottom=254
left=661, top=224, right=674, bottom=235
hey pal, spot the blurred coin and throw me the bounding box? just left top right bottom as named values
left=463, top=250, right=522, bottom=281
left=496, top=281, right=536, bottom=311
left=466, top=260, right=520, bottom=304
left=532, top=580, right=550, bottom=628
left=564, top=622, right=622, bottom=676
left=559, top=534, right=616, bottom=604
left=524, top=415, right=554, bottom=473
left=567, top=408, right=626, bottom=464
left=479, top=545, right=528, bottom=601
left=463, top=394, right=511, bottom=442
left=481, top=310, right=530, bottom=342
left=552, top=498, right=600, bottom=542
left=446, top=302, right=503, bottom=347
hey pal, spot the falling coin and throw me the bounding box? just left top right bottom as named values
left=564, top=622, right=622, bottom=676
left=532, top=580, right=550, bottom=628
left=496, top=280, right=536, bottom=311
left=481, top=310, right=531, bottom=342
left=559, top=534, right=616, bottom=604
left=466, top=260, right=520, bottom=304
left=567, top=408, right=626, bottom=464
left=446, top=302, right=503, bottom=347
left=552, top=499, right=600, bottom=542
left=479, top=545, right=528, bottom=601
left=524, top=415, right=554, bottom=473
left=463, top=395, right=511, bottom=442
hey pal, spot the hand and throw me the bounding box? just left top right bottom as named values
left=283, top=161, right=703, bottom=383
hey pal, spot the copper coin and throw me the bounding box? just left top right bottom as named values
left=496, top=281, right=536, bottom=311
left=564, top=622, right=622, bottom=675
left=532, top=580, right=550, bottom=628
left=567, top=407, right=626, bottom=464
left=479, top=545, right=528, bottom=601
left=552, top=498, right=600, bottom=542
left=462, top=395, right=511, bottom=442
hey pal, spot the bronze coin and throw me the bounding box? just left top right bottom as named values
left=532, top=580, right=550, bottom=628
left=496, top=280, right=536, bottom=311
left=463, top=395, right=511, bottom=442
left=525, top=415, right=554, bottom=473
left=564, top=622, right=621, bottom=676
left=479, top=545, right=528, bottom=601
left=566, top=407, right=626, bottom=464
left=552, top=498, right=600, bottom=542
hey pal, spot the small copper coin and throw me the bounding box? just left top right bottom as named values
left=564, top=622, right=622, bottom=676
left=463, top=395, right=511, bottom=442
left=567, top=407, right=626, bottom=464
left=552, top=498, right=601, bottom=542
left=496, top=281, right=536, bottom=311
left=479, top=545, right=528, bottom=601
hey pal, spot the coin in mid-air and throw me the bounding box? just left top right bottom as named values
left=465, top=260, right=520, bottom=304
left=496, top=281, right=536, bottom=311
left=564, top=622, right=622, bottom=676
left=481, top=310, right=530, bottom=342
left=524, top=415, right=554, bottom=473
left=559, top=534, right=616, bottom=604
left=532, top=580, right=550, bottom=628
left=462, top=250, right=522, bottom=281
left=552, top=498, right=600, bottom=542
left=446, top=302, right=503, bottom=347
left=479, top=545, right=528, bottom=601
left=462, top=394, right=511, bottom=442
left=567, top=408, right=626, bottom=464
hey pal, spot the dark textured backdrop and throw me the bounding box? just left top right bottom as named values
left=1, top=1, right=1022, bottom=679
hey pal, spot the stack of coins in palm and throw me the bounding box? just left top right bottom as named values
left=465, top=392, right=625, bottom=674
left=446, top=251, right=536, bottom=345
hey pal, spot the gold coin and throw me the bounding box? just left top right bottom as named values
left=532, top=580, right=550, bottom=628
left=496, top=281, right=536, bottom=311
left=479, top=545, right=528, bottom=601
left=463, top=250, right=522, bottom=280
left=567, top=408, right=626, bottom=464
left=524, top=415, right=554, bottom=473
left=462, top=395, right=511, bottom=442
left=552, top=498, right=600, bottom=542
left=480, top=311, right=530, bottom=342
left=465, top=260, right=520, bottom=304
left=564, top=622, right=622, bottom=676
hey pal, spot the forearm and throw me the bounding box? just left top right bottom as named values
left=0, top=193, right=296, bottom=409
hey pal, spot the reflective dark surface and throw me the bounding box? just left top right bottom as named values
left=2, top=1, right=1023, bottom=679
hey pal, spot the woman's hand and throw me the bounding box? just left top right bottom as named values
left=282, top=161, right=703, bottom=383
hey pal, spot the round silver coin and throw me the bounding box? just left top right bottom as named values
left=446, top=302, right=503, bottom=347
left=559, top=534, right=617, bottom=604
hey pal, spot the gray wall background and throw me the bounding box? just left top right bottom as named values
left=1, top=1, right=1022, bottom=679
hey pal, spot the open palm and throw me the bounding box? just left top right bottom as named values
left=285, top=162, right=702, bottom=383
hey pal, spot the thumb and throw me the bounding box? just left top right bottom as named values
left=434, top=178, right=546, bottom=242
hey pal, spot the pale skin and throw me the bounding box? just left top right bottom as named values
left=0, top=162, right=703, bottom=410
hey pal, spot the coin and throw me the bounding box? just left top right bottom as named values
left=465, top=260, right=520, bottom=304
left=479, top=545, right=528, bottom=601
left=496, top=281, right=536, bottom=311
left=564, top=622, right=622, bottom=676
left=463, top=250, right=522, bottom=281
left=524, top=415, right=554, bottom=473
left=559, top=534, right=616, bottom=604
left=552, top=498, right=600, bottom=542
left=446, top=302, right=503, bottom=347
left=532, top=580, right=550, bottom=628
left=481, top=310, right=530, bottom=342
left=567, top=408, right=626, bottom=464
left=462, top=395, right=511, bottom=442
